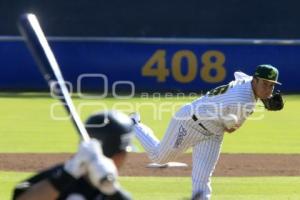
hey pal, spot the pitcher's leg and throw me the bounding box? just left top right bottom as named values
left=134, top=117, right=189, bottom=163
left=133, top=122, right=160, bottom=155
left=191, top=135, right=223, bottom=200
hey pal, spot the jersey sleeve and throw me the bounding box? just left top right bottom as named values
left=12, top=164, right=63, bottom=200
left=225, top=97, right=255, bottom=127
left=234, top=71, right=252, bottom=81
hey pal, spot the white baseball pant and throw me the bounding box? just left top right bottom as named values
left=133, top=104, right=224, bottom=200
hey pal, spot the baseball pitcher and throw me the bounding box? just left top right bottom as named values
left=131, top=64, right=284, bottom=200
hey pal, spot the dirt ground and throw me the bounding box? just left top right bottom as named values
left=1, top=153, right=300, bottom=176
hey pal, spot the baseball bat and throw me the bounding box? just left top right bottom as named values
left=18, top=13, right=90, bottom=141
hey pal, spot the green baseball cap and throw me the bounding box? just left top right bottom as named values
left=254, top=64, right=281, bottom=85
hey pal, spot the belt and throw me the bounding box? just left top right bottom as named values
left=192, top=114, right=209, bottom=131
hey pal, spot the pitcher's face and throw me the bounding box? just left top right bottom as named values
left=253, top=78, right=275, bottom=99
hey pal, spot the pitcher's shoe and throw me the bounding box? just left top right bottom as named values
left=129, top=112, right=141, bottom=124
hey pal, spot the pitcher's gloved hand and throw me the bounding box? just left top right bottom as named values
left=261, top=90, right=284, bottom=111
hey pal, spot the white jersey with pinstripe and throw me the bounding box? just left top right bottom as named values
left=133, top=71, right=257, bottom=200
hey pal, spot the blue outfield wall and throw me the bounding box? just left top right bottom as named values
left=0, top=37, right=298, bottom=93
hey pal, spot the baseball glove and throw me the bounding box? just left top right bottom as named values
left=261, top=91, right=284, bottom=111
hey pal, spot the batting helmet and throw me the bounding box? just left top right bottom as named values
left=85, top=110, right=134, bottom=157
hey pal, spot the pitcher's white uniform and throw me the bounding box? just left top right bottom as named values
left=133, top=72, right=257, bottom=200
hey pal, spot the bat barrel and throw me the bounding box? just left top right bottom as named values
left=18, top=14, right=54, bottom=82
left=18, top=13, right=90, bottom=142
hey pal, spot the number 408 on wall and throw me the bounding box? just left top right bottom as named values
left=141, top=49, right=227, bottom=83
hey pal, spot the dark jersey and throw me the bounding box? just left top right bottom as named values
left=13, top=164, right=131, bottom=200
